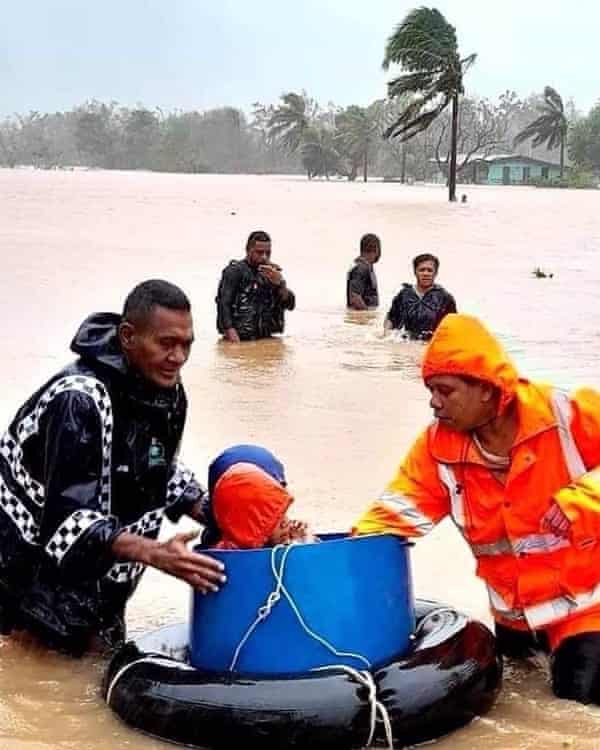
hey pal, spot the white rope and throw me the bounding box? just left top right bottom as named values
left=312, top=664, right=394, bottom=749
left=228, top=544, right=394, bottom=748
left=105, top=654, right=194, bottom=706
left=229, top=544, right=371, bottom=672
left=107, top=544, right=396, bottom=748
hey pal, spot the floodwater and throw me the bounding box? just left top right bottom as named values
left=1, top=168, right=600, bottom=749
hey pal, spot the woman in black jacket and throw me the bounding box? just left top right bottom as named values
left=385, top=253, right=456, bottom=340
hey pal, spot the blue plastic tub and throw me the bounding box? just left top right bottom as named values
left=190, top=533, right=414, bottom=675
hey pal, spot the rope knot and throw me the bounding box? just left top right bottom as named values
left=258, top=590, right=282, bottom=619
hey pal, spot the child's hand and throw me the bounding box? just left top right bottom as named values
left=270, top=518, right=318, bottom=545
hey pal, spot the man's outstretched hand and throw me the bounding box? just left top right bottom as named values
left=112, top=530, right=226, bottom=593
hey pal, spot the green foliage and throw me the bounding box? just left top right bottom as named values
left=75, top=102, right=118, bottom=168
left=267, top=92, right=313, bottom=153
left=382, top=6, right=475, bottom=133
left=514, top=86, right=567, bottom=150
left=0, top=100, right=304, bottom=175
left=569, top=102, right=600, bottom=172
left=0, top=90, right=595, bottom=183
left=301, top=126, right=340, bottom=179
left=382, top=6, right=476, bottom=200
left=335, top=102, right=383, bottom=181
left=514, top=86, right=568, bottom=175
left=383, top=7, right=457, bottom=73
left=530, top=168, right=598, bottom=189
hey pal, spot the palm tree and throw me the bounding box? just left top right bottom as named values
left=267, top=92, right=312, bottom=154
left=382, top=7, right=476, bottom=201
left=335, top=102, right=383, bottom=182
left=514, top=86, right=567, bottom=177
left=301, top=126, right=340, bottom=180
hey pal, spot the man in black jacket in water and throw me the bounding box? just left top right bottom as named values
left=346, top=233, right=381, bottom=310
left=384, top=253, right=456, bottom=340
left=216, top=230, right=296, bottom=342
left=0, top=280, right=224, bottom=655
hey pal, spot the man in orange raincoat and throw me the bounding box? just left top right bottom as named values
left=355, top=313, right=600, bottom=704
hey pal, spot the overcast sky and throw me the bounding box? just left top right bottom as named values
left=1, top=0, right=598, bottom=117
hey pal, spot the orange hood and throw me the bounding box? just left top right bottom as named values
left=212, top=462, right=293, bottom=549
left=422, top=314, right=519, bottom=413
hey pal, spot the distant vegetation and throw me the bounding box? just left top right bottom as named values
left=514, top=86, right=568, bottom=177
left=0, top=5, right=598, bottom=186
left=2, top=91, right=596, bottom=184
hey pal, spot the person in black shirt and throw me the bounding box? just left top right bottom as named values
left=216, top=230, right=296, bottom=342
left=346, top=234, right=381, bottom=310
left=385, top=253, right=456, bottom=340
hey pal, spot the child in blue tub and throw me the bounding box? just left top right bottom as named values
left=202, top=445, right=316, bottom=549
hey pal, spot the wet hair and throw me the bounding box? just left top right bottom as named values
left=246, top=230, right=271, bottom=251
left=413, top=253, right=440, bottom=272
left=360, top=233, right=381, bottom=255
left=122, top=279, right=191, bottom=326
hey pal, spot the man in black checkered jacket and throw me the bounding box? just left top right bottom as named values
left=0, top=280, right=225, bottom=655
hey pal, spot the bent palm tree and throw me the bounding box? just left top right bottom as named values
left=382, top=7, right=476, bottom=201
left=267, top=92, right=312, bottom=154
left=514, top=86, right=567, bottom=177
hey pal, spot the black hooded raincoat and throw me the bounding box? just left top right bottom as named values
left=0, top=313, right=205, bottom=654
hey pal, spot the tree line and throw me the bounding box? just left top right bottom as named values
left=2, top=92, right=596, bottom=180
left=0, top=7, right=598, bottom=190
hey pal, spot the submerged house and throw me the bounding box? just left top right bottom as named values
left=471, top=155, right=563, bottom=185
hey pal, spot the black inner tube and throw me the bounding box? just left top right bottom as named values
left=104, top=600, right=502, bottom=749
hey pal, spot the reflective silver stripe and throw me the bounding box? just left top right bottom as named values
left=489, top=571, right=600, bottom=630
left=379, top=491, right=435, bottom=534
left=471, top=533, right=570, bottom=557
left=487, top=584, right=525, bottom=621
left=472, top=538, right=513, bottom=556
left=513, top=533, right=570, bottom=555
left=524, top=581, right=600, bottom=629
left=551, top=389, right=587, bottom=481
left=437, top=463, right=465, bottom=528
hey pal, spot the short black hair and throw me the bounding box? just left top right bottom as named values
left=122, top=279, right=191, bottom=325
left=413, top=253, right=439, bottom=272
left=246, top=230, right=271, bottom=251
left=360, top=233, right=381, bottom=255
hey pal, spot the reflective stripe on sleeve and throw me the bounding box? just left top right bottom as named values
left=378, top=491, right=435, bottom=534
left=551, top=389, right=587, bottom=481
left=437, top=463, right=465, bottom=528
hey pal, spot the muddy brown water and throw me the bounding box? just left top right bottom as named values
left=1, top=169, right=600, bottom=748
